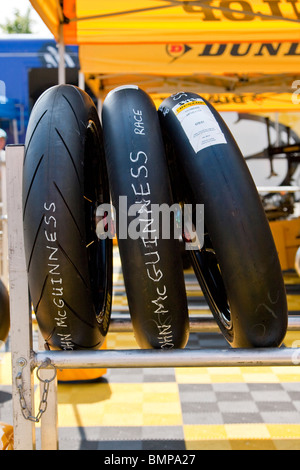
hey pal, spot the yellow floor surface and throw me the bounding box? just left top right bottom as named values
left=0, top=251, right=300, bottom=450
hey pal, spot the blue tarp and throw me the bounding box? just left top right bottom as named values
left=0, top=97, right=19, bottom=120
left=0, top=35, right=79, bottom=143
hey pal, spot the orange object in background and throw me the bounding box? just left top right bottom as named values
left=57, top=340, right=107, bottom=383
left=57, top=367, right=107, bottom=383
left=270, top=218, right=300, bottom=271
left=0, top=423, right=13, bottom=450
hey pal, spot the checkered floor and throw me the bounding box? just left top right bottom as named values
left=1, top=248, right=300, bottom=450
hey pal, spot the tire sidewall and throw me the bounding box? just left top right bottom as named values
left=159, top=92, right=288, bottom=347
left=23, top=85, right=112, bottom=350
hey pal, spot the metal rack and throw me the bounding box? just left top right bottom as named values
left=6, top=145, right=300, bottom=450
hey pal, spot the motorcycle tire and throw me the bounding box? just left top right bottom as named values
left=23, top=84, right=112, bottom=350
left=0, top=279, right=9, bottom=343
left=102, top=85, right=189, bottom=349
left=158, top=92, right=288, bottom=348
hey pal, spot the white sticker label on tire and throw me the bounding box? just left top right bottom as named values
left=172, top=99, right=227, bottom=153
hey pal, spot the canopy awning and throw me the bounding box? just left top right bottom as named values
left=30, top=0, right=300, bottom=45
left=152, top=92, right=300, bottom=113
left=29, top=1, right=300, bottom=112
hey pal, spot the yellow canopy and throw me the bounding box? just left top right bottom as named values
left=30, top=0, right=300, bottom=45
left=153, top=92, right=300, bottom=113
left=29, top=0, right=300, bottom=112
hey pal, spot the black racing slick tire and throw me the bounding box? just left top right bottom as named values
left=0, top=280, right=9, bottom=343
left=23, top=85, right=112, bottom=351
left=102, top=85, right=189, bottom=350
left=158, top=92, right=288, bottom=348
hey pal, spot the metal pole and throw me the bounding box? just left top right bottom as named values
left=108, top=314, right=300, bottom=333
left=78, top=71, right=85, bottom=90
left=0, top=158, right=8, bottom=288
left=38, top=332, right=58, bottom=451
left=34, top=347, right=300, bottom=370
left=58, top=23, right=66, bottom=85
left=6, top=145, right=36, bottom=450
left=287, top=316, right=300, bottom=331
left=256, top=186, right=300, bottom=192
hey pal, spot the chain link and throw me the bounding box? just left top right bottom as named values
left=15, top=359, right=57, bottom=423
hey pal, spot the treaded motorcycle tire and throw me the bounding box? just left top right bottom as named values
left=23, top=85, right=112, bottom=350
left=102, top=85, right=189, bottom=349
left=0, top=280, right=9, bottom=343
left=158, top=92, right=288, bottom=348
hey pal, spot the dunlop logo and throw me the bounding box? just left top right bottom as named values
left=166, top=42, right=300, bottom=61
left=198, top=42, right=300, bottom=57
left=182, top=0, right=300, bottom=21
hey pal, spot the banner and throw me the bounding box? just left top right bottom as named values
left=80, top=41, right=300, bottom=75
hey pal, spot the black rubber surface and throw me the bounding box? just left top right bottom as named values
left=102, top=86, right=189, bottom=349
left=159, top=92, right=288, bottom=348
left=23, top=85, right=112, bottom=350
left=0, top=279, right=9, bottom=343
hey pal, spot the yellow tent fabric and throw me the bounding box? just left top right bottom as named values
left=29, top=0, right=300, bottom=112
left=153, top=92, right=300, bottom=113
left=29, top=0, right=61, bottom=39
left=30, top=0, right=300, bottom=45
left=79, top=41, right=300, bottom=76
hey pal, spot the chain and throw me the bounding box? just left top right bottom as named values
left=15, top=358, right=57, bottom=423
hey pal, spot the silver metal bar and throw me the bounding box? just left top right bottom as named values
left=34, top=347, right=300, bottom=370
left=0, top=158, right=8, bottom=288
left=287, top=316, right=300, bottom=331
left=109, top=314, right=300, bottom=333
left=38, top=332, right=58, bottom=451
left=256, top=186, right=300, bottom=192
left=58, top=23, right=66, bottom=85
left=108, top=314, right=219, bottom=333
left=111, top=304, right=223, bottom=313
left=112, top=304, right=211, bottom=312
left=6, top=145, right=36, bottom=450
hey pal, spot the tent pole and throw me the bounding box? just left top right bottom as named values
left=58, top=23, right=66, bottom=85
left=275, top=112, right=280, bottom=146
left=78, top=71, right=85, bottom=90
left=97, top=99, right=103, bottom=121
